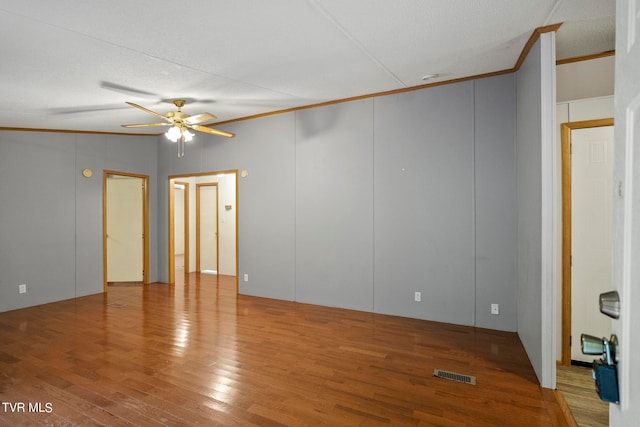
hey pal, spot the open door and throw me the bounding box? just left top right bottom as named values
left=610, top=0, right=640, bottom=421
left=103, top=171, right=149, bottom=291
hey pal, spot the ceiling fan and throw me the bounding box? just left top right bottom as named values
left=121, top=99, right=235, bottom=157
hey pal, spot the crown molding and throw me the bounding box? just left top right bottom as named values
left=556, top=50, right=614, bottom=65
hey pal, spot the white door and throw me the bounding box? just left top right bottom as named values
left=174, top=185, right=185, bottom=272
left=611, top=0, right=640, bottom=421
left=199, top=184, right=218, bottom=274
left=106, top=175, right=143, bottom=282
left=571, top=125, right=614, bottom=362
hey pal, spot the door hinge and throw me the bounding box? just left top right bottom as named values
left=570, top=335, right=572, bottom=346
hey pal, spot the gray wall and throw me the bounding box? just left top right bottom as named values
left=373, top=83, right=475, bottom=324
left=516, top=39, right=543, bottom=379
left=296, top=100, right=374, bottom=310
left=516, top=34, right=557, bottom=387
left=474, top=76, right=518, bottom=330
left=158, top=74, right=518, bottom=331
left=0, top=131, right=158, bottom=313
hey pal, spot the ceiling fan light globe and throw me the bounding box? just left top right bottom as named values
left=165, top=126, right=181, bottom=142
left=183, top=129, right=194, bottom=142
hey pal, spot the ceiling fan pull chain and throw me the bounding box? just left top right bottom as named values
left=178, top=136, right=185, bottom=158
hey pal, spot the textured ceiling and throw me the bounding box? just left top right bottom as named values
left=0, top=0, right=615, bottom=135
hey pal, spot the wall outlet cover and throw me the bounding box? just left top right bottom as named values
left=491, top=303, right=499, bottom=315
left=414, top=292, right=421, bottom=302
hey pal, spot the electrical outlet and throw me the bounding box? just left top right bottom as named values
left=491, top=303, right=499, bottom=315
left=414, top=291, right=421, bottom=302
left=19, top=284, right=26, bottom=294
left=244, top=274, right=249, bottom=282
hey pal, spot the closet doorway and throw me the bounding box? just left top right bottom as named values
left=103, top=170, right=150, bottom=291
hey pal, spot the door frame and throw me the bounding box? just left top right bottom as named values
left=103, top=170, right=150, bottom=292
left=168, top=170, right=239, bottom=293
left=174, top=181, right=190, bottom=276
left=560, top=118, right=614, bottom=365
left=196, top=182, right=219, bottom=274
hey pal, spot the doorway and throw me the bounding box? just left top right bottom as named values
left=196, top=183, right=218, bottom=274
left=174, top=181, right=190, bottom=278
left=561, top=118, right=614, bottom=364
left=103, top=170, right=150, bottom=291
left=168, top=170, right=238, bottom=291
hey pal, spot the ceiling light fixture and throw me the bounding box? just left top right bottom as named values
left=121, top=99, right=234, bottom=159
left=165, top=125, right=194, bottom=158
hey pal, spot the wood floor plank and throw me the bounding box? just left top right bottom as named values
left=0, top=274, right=569, bottom=426
left=556, top=364, right=608, bottom=427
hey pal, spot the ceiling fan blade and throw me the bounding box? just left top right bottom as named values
left=190, top=125, right=235, bottom=138
left=49, top=104, right=129, bottom=115
left=125, top=102, right=170, bottom=121
left=101, top=81, right=160, bottom=98
left=121, top=123, right=171, bottom=128
left=184, top=112, right=217, bottom=125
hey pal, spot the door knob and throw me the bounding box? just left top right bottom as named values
left=599, top=290, right=620, bottom=319
left=581, top=334, right=617, bottom=364
left=581, top=333, right=620, bottom=403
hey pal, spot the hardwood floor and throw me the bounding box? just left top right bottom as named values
left=556, top=364, right=608, bottom=426
left=0, top=273, right=568, bottom=426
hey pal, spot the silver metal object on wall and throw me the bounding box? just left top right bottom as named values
left=599, top=290, right=620, bottom=319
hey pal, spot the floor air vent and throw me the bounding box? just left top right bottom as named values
left=433, top=369, right=476, bottom=385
